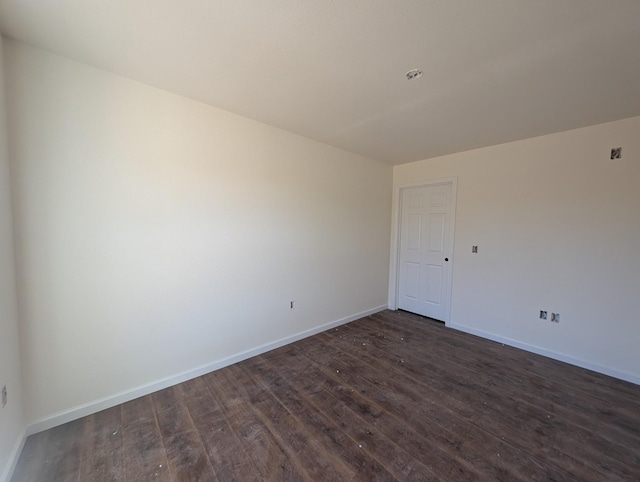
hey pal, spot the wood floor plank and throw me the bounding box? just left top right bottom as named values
left=120, top=395, right=172, bottom=482
left=202, top=368, right=305, bottom=481
left=225, top=362, right=358, bottom=481
left=76, top=405, right=124, bottom=481
left=242, top=358, right=398, bottom=480
left=311, top=330, right=582, bottom=481
left=151, top=385, right=219, bottom=481
left=369, top=311, right=640, bottom=434
left=324, top=323, right=595, bottom=478
left=12, top=420, right=84, bottom=482
left=241, top=355, right=399, bottom=480
left=180, top=377, right=263, bottom=481
left=254, top=351, right=449, bottom=481
left=268, top=339, right=528, bottom=481
left=350, top=314, right=640, bottom=476
left=356, top=313, right=640, bottom=477
left=11, top=429, right=59, bottom=482
left=11, top=310, right=640, bottom=481
left=14, top=415, right=109, bottom=482
left=375, top=311, right=640, bottom=411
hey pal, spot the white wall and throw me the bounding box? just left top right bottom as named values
left=392, top=116, right=640, bottom=383
left=4, top=39, right=392, bottom=425
left=0, top=35, right=24, bottom=481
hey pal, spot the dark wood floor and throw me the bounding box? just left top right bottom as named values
left=12, top=310, right=640, bottom=481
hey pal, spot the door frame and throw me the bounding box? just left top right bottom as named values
left=388, top=177, right=458, bottom=325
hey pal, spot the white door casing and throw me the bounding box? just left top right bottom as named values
left=396, top=181, right=455, bottom=322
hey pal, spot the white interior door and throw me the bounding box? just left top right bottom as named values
left=397, top=182, right=454, bottom=321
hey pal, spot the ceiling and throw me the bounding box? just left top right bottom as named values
left=1, top=1, right=639, bottom=165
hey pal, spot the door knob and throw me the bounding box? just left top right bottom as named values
left=444, top=258, right=449, bottom=262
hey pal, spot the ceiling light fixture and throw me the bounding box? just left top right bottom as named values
left=405, top=69, right=423, bottom=80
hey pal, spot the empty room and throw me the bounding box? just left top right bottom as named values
left=1, top=1, right=639, bottom=480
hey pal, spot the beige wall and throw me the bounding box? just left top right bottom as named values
left=4, top=39, right=392, bottom=425
left=392, top=116, right=640, bottom=382
left=0, top=35, right=24, bottom=480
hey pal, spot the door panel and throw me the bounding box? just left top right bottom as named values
left=428, top=213, right=445, bottom=252
left=397, top=182, right=454, bottom=321
left=425, top=264, right=443, bottom=304
left=407, top=214, right=422, bottom=250
left=405, top=262, right=420, bottom=299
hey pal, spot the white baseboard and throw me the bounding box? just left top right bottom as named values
left=448, top=322, right=640, bottom=386
left=25, top=305, right=387, bottom=437
left=1, top=427, right=26, bottom=482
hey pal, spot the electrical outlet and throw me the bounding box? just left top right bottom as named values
left=2, top=385, right=6, bottom=408
left=539, top=310, right=547, bottom=320
left=551, top=313, right=560, bottom=323
left=290, top=301, right=294, bottom=309
left=472, top=246, right=478, bottom=253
